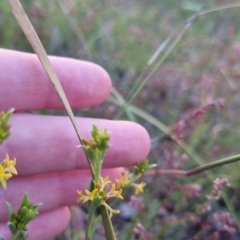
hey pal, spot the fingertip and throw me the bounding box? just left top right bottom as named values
left=83, top=61, right=112, bottom=105
left=0, top=49, right=112, bottom=111
left=135, top=122, right=151, bottom=155
left=50, top=57, right=112, bottom=108
left=106, top=120, right=151, bottom=166
left=27, top=207, right=71, bottom=240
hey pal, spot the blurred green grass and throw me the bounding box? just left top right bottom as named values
left=2, top=0, right=240, bottom=239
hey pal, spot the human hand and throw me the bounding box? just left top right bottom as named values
left=0, top=49, right=150, bottom=240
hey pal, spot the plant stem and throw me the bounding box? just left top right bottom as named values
left=85, top=204, right=97, bottom=240
left=10, top=233, right=20, bottom=240
left=144, top=154, right=240, bottom=177
left=94, top=158, right=102, bottom=183
left=199, top=3, right=240, bottom=16
left=100, top=205, right=117, bottom=240
left=144, top=169, right=186, bottom=176
left=186, top=154, right=240, bottom=176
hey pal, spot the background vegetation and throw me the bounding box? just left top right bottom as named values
left=1, top=0, right=240, bottom=239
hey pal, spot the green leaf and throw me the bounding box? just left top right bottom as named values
left=8, top=222, right=17, bottom=234
left=20, top=193, right=29, bottom=207
left=32, top=203, right=42, bottom=211
left=6, top=201, right=13, bottom=218
left=3, top=109, right=14, bottom=123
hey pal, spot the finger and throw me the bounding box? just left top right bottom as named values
left=0, top=114, right=150, bottom=175
left=0, top=206, right=70, bottom=240
left=0, top=49, right=111, bottom=111
left=0, top=168, right=122, bottom=222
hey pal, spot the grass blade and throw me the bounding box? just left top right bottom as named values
left=7, top=0, right=94, bottom=176
left=115, top=0, right=211, bottom=119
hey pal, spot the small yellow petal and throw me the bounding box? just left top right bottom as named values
left=8, top=165, right=17, bottom=175
left=2, top=155, right=17, bottom=175
left=132, top=182, right=146, bottom=195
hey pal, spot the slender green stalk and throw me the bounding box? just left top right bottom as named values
left=145, top=154, right=240, bottom=177
left=186, top=154, right=240, bottom=176
left=94, top=159, right=102, bottom=183
left=199, top=3, right=240, bottom=16
left=144, top=169, right=186, bottom=176
left=86, top=204, right=97, bottom=240
left=100, top=205, right=117, bottom=240
left=94, top=153, right=107, bottom=182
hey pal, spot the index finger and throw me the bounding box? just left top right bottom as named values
left=0, top=49, right=111, bottom=111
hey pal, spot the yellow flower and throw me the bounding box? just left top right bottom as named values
left=0, top=165, right=12, bottom=189
left=77, top=177, right=123, bottom=203
left=132, top=182, right=146, bottom=195
left=77, top=176, right=123, bottom=217
left=0, top=154, right=18, bottom=189
left=94, top=176, right=111, bottom=192
left=93, top=176, right=123, bottom=200
left=115, top=170, right=131, bottom=189
left=2, top=154, right=17, bottom=175
left=107, top=183, right=123, bottom=200
left=77, top=189, right=99, bottom=203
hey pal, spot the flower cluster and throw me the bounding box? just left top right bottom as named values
left=77, top=176, right=123, bottom=218
left=0, top=154, right=17, bottom=189
left=199, top=177, right=230, bottom=214
left=210, top=177, right=230, bottom=200
left=6, top=194, right=41, bottom=239
left=116, top=170, right=147, bottom=195
left=0, top=109, right=17, bottom=190
left=77, top=125, right=152, bottom=239
left=79, top=125, right=110, bottom=164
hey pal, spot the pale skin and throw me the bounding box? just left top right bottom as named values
left=0, top=49, right=150, bottom=240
